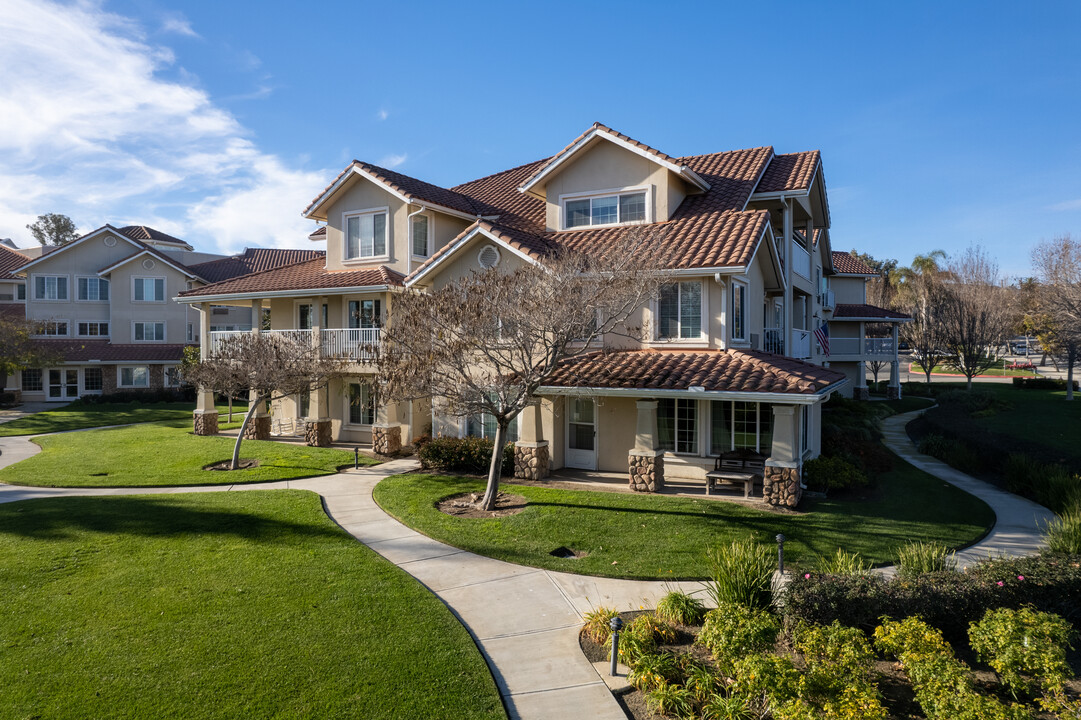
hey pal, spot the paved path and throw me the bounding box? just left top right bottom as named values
left=880, top=408, right=1056, bottom=569
left=0, top=435, right=698, bottom=720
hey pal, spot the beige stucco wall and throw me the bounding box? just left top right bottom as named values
left=108, top=260, right=194, bottom=344
left=427, top=235, right=528, bottom=291
left=831, top=275, right=867, bottom=305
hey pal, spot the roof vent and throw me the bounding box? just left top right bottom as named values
left=142, top=258, right=155, bottom=270
left=103, top=235, right=117, bottom=247
left=477, top=244, right=500, bottom=269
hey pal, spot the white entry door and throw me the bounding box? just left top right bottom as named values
left=47, top=369, right=79, bottom=401
left=565, top=397, right=597, bottom=469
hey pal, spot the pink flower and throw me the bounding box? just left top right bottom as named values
left=1018, top=575, right=1025, bottom=581
left=804, top=573, right=811, bottom=579
left=997, top=581, right=1004, bottom=587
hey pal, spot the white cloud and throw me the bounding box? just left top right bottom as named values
left=378, top=153, right=407, bottom=169
left=161, top=14, right=199, bottom=38
left=377, top=108, right=389, bottom=121
left=1048, top=198, right=1081, bottom=212
left=0, top=0, right=327, bottom=253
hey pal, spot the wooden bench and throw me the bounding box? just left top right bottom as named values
left=706, top=453, right=765, bottom=498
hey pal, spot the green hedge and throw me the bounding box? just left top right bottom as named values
left=418, top=436, right=514, bottom=476
left=1012, top=376, right=1079, bottom=391
left=77, top=388, right=196, bottom=404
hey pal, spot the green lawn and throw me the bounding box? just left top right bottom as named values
left=910, top=363, right=1039, bottom=377
left=0, top=400, right=250, bottom=437
left=0, top=421, right=371, bottom=487
left=0, top=491, right=505, bottom=720
left=373, top=453, right=994, bottom=579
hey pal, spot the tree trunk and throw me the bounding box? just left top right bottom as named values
left=479, top=422, right=507, bottom=511
left=1068, top=357, right=1075, bottom=402
left=231, top=397, right=263, bottom=470
left=966, top=373, right=974, bottom=391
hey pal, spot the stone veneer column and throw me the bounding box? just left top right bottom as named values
left=763, top=404, right=801, bottom=507
left=628, top=399, right=664, bottom=492
left=514, top=401, right=550, bottom=480
left=372, top=397, right=402, bottom=455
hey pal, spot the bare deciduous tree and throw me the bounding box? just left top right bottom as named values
left=1031, top=235, right=1081, bottom=400
left=897, top=251, right=951, bottom=385
left=182, top=332, right=344, bottom=469
left=939, top=246, right=1014, bottom=390
left=378, top=228, right=670, bottom=510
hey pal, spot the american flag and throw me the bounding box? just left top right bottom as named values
left=814, top=322, right=830, bottom=356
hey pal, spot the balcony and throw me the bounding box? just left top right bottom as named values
left=763, top=327, right=785, bottom=355
left=206, top=328, right=380, bottom=362
left=792, top=240, right=811, bottom=280
left=829, top=337, right=897, bottom=358
left=791, top=329, right=811, bottom=359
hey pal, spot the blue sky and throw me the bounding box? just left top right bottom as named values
left=2, top=1, right=1080, bottom=277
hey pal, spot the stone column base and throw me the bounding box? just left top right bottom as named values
left=853, top=386, right=869, bottom=401
left=514, top=442, right=550, bottom=480
left=1, top=388, right=21, bottom=405
left=887, top=385, right=901, bottom=400
left=372, top=424, right=402, bottom=455
left=305, top=419, right=332, bottom=447
left=629, top=450, right=664, bottom=492
left=193, top=411, right=219, bottom=436
left=243, top=415, right=271, bottom=440
left=763, top=463, right=801, bottom=508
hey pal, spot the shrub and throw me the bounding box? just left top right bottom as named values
left=684, top=664, right=722, bottom=705
left=417, top=436, right=514, bottom=476
left=730, top=654, right=801, bottom=708
left=894, top=540, right=956, bottom=578
left=917, top=433, right=953, bottom=457
left=0, top=391, right=17, bottom=406
left=938, top=388, right=1004, bottom=414
left=1012, top=376, right=1080, bottom=391
left=700, top=691, right=755, bottom=720
left=628, top=651, right=683, bottom=692
left=820, top=396, right=893, bottom=475
left=77, top=388, right=195, bottom=404
left=656, top=590, right=706, bottom=626
left=815, top=548, right=872, bottom=576
left=696, top=603, right=780, bottom=674
left=780, top=621, right=887, bottom=720
left=606, top=628, right=654, bottom=668
left=1043, top=508, right=1081, bottom=555
left=704, top=540, right=775, bottom=610
left=968, top=607, right=1075, bottom=697
left=581, top=605, right=618, bottom=644
left=802, top=456, right=868, bottom=492
left=646, top=681, right=695, bottom=718
left=628, top=612, right=678, bottom=645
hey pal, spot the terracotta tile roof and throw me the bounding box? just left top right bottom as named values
left=97, top=246, right=204, bottom=280
left=178, top=258, right=404, bottom=298
left=117, top=225, right=191, bottom=247
left=0, top=244, right=28, bottom=280
left=188, top=248, right=326, bottom=284
left=309, top=226, right=327, bottom=241
left=677, top=147, right=774, bottom=215
left=831, top=251, right=877, bottom=275
left=832, top=303, right=911, bottom=321
left=451, top=158, right=550, bottom=230
left=755, top=151, right=820, bottom=193
left=542, top=349, right=846, bottom=395
left=35, top=339, right=190, bottom=363
left=304, top=160, right=480, bottom=218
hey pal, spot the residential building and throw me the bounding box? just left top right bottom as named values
left=179, top=123, right=906, bottom=507
left=9, top=224, right=322, bottom=401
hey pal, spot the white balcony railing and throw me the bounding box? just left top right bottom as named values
left=206, top=330, right=247, bottom=356
left=763, top=327, right=785, bottom=355
left=792, top=240, right=811, bottom=280
left=206, top=329, right=313, bottom=357
left=820, top=289, right=835, bottom=310
left=830, top=337, right=897, bottom=358
left=321, top=328, right=380, bottom=362
left=791, top=328, right=811, bottom=359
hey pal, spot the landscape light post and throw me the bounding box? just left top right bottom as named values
left=609, top=616, right=623, bottom=676
left=354, top=447, right=360, bottom=470
left=776, top=533, right=786, bottom=574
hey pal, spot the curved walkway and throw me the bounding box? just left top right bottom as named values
left=880, top=408, right=1056, bottom=568
left=0, top=433, right=696, bottom=720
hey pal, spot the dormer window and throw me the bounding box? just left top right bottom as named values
left=562, top=189, right=648, bottom=229
left=344, top=208, right=388, bottom=260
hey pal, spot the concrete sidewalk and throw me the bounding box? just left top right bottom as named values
left=880, top=408, right=1056, bottom=569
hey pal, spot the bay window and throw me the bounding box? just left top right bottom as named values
left=658, top=281, right=703, bottom=340
left=344, top=209, right=387, bottom=260
left=564, top=190, right=647, bottom=229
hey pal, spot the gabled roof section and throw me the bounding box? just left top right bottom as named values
left=754, top=151, right=821, bottom=194
left=117, top=225, right=193, bottom=250
left=405, top=221, right=553, bottom=286
left=97, top=247, right=205, bottom=281
left=303, top=160, right=481, bottom=220
left=0, top=244, right=28, bottom=280
left=188, top=248, right=326, bottom=284
left=177, top=257, right=404, bottom=301
left=14, top=224, right=146, bottom=274
left=831, top=251, right=878, bottom=276
left=517, top=122, right=711, bottom=195
left=308, top=225, right=327, bottom=241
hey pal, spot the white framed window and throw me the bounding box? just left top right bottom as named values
left=562, top=187, right=649, bottom=229
left=16, top=283, right=25, bottom=300
left=77, top=277, right=109, bottom=302
left=77, top=321, right=109, bottom=337
left=187, top=323, right=194, bottom=342
left=343, top=207, right=388, bottom=260
left=347, top=382, right=377, bottom=426
left=83, top=367, right=103, bottom=392
left=657, top=281, right=704, bottom=340
left=33, top=275, right=68, bottom=301
left=710, top=401, right=774, bottom=454
left=36, top=320, right=69, bottom=336
left=164, top=366, right=182, bottom=387
left=657, top=398, right=698, bottom=454
left=133, top=277, right=165, bottom=302
left=411, top=214, right=430, bottom=258
left=731, top=280, right=747, bottom=342
left=22, top=368, right=43, bottom=392
left=465, top=411, right=520, bottom=443
left=119, top=366, right=149, bottom=388
left=348, top=299, right=381, bottom=328
left=297, top=302, right=314, bottom=330
left=134, top=322, right=165, bottom=341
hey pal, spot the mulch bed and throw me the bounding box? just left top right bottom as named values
left=436, top=491, right=527, bottom=519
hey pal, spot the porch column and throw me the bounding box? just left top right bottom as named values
left=854, top=360, right=869, bottom=401
left=304, top=301, right=332, bottom=447
left=193, top=302, right=218, bottom=436
left=887, top=324, right=902, bottom=399
left=628, top=399, right=664, bottom=492
left=763, top=404, right=801, bottom=508
left=243, top=300, right=270, bottom=440
left=514, top=400, right=550, bottom=480
left=372, top=396, right=402, bottom=455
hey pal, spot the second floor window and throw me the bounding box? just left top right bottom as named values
left=134, top=322, right=165, bottom=341
left=411, top=215, right=429, bottom=257
left=345, top=210, right=387, bottom=259
left=35, top=275, right=68, bottom=301
left=731, top=281, right=747, bottom=341
left=38, top=320, right=68, bottom=336
left=77, top=322, right=109, bottom=337
left=564, top=191, right=647, bottom=229
left=134, top=277, right=165, bottom=302
left=658, top=281, right=702, bottom=340
left=78, top=277, right=109, bottom=301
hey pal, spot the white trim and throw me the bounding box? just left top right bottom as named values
left=131, top=275, right=167, bottom=303
left=536, top=381, right=848, bottom=405
left=30, top=273, right=70, bottom=302
left=730, top=279, right=748, bottom=342
left=117, top=365, right=151, bottom=389
left=344, top=380, right=377, bottom=427
left=652, top=279, right=708, bottom=344
left=82, top=366, right=105, bottom=394
left=303, top=165, right=479, bottom=222
left=75, top=275, right=110, bottom=302
left=75, top=320, right=110, bottom=338
left=175, top=284, right=393, bottom=304
left=564, top=396, right=598, bottom=470
left=295, top=299, right=316, bottom=329
left=97, top=248, right=201, bottom=280
left=342, top=206, right=390, bottom=263
left=405, top=224, right=540, bottom=287
left=132, top=320, right=166, bottom=342
left=33, top=318, right=70, bottom=337
left=558, top=185, right=652, bottom=230
left=409, top=211, right=432, bottom=260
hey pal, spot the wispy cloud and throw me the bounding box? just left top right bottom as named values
left=1048, top=198, right=1081, bottom=212
left=161, top=13, right=199, bottom=38
left=0, top=0, right=325, bottom=253
left=376, top=108, right=389, bottom=121
left=378, top=153, right=407, bottom=169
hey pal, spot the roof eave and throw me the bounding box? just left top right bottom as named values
left=535, top=381, right=844, bottom=404
left=175, top=284, right=395, bottom=304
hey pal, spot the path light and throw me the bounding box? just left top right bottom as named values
left=354, top=447, right=360, bottom=470
left=609, top=616, right=623, bottom=677
left=776, top=533, right=786, bottom=574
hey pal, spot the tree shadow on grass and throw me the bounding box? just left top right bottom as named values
left=0, top=494, right=347, bottom=543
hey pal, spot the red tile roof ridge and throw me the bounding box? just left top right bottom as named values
left=831, top=251, right=877, bottom=275
left=178, top=256, right=327, bottom=296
